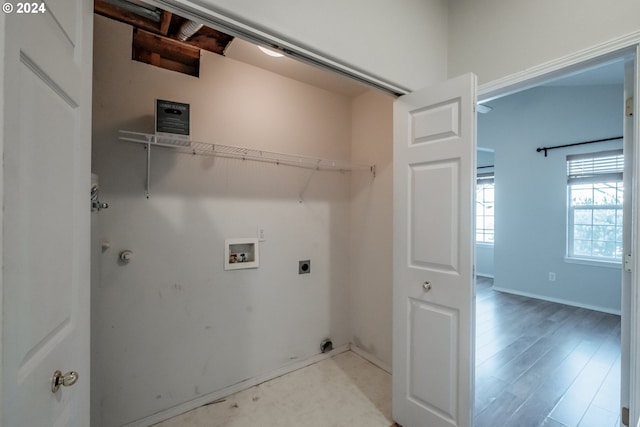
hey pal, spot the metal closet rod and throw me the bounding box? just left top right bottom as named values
left=536, top=136, right=623, bottom=157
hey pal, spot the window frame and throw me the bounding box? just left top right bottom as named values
left=476, top=172, right=495, bottom=245
left=566, top=149, right=623, bottom=264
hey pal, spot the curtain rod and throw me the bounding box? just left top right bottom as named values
left=536, top=136, right=622, bottom=157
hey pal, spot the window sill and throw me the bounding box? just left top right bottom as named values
left=476, top=242, right=494, bottom=248
left=564, top=256, right=621, bottom=269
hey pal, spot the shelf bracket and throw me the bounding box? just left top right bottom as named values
left=299, top=161, right=321, bottom=203
left=145, top=134, right=153, bottom=198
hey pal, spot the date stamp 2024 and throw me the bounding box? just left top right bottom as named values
left=3, top=2, right=47, bottom=14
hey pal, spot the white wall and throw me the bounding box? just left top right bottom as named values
left=349, top=90, right=394, bottom=368
left=479, top=84, right=624, bottom=313
left=166, top=0, right=449, bottom=92
left=476, top=244, right=494, bottom=278
left=448, top=0, right=640, bottom=84
left=92, top=15, right=359, bottom=426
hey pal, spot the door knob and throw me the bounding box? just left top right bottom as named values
left=423, top=281, right=432, bottom=291
left=51, top=370, right=79, bottom=393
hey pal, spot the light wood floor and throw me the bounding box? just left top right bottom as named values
left=475, top=276, right=622, bottom=427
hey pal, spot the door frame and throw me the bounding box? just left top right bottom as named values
left=477, top=31, right=640, bottom=426
left=0, top=11, right=5, bottom=422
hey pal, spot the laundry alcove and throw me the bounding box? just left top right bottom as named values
left=90, top=13, right=394, bottom=427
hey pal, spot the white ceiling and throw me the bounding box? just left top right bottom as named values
left=226, top=37, right=624, bottom=98
left=225, top=38, right=369, bottom=98
left=543, top=60, right=625, bottom=87
left=477, top=60, right=625, bottom=112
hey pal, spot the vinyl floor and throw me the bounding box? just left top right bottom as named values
left=153, top=350, right=393, bottom=427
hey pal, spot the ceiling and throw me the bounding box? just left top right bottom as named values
left=94, top=0, right=368, bottom=97
left=225, top=38, right=369, bottom=98
left=543, top=60, right=625, bottom=87
left=477, top=60, right=625, bottom=113
left=223, top=26, right=624, bottom=98
left=97, top=0, right=624, bottom=101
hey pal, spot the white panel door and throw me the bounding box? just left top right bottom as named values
left=1, top=0, right=93, bottom=425
left=392, top=73, right=476, bottom=427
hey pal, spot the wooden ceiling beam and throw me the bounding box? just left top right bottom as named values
left=132, top=28, right=200, bottom=77
left=133, top=28, right=201, bottom=61
left=187, top=27, right=234, bottom=55
left=159, top=10, right=172, bottom=35
left=135, top=49, right=199, bottom=76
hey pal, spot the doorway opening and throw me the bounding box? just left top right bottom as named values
left=90, top=4, right=395, bottom=426
left=474, top=55, right=632, bottom=426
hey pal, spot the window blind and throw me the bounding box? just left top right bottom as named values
left=477, top=172, right=494, bottom=185
left=567, top=149, right=623, bottom=184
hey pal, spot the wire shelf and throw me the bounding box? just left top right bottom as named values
left=119, top=130, right=375, bottom=173
left=118, top=130, right=375, bottom=198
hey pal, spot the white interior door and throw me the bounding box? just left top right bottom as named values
left=392, top=73, right=477, bottom=427
left=1, top=0, right=93, bottom=425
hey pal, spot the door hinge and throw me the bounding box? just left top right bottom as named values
left=626, top=97, right=634, bottom=117
left=622, top=406, right=629, bottom=426
left=624, top=253, right=633, bottom=273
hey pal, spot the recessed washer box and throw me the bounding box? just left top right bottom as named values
left=224, top=238, right=259, bottom=270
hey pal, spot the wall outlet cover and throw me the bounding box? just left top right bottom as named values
left=299, top=260, right=311, bottom=274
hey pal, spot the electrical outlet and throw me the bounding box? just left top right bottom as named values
left=549, top=272, right=556, bottom=282
left=257, top=227, right=265, bottom=241
left=299, top=260, right=311, bottom=274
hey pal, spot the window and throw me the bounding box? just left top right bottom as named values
left=476, top=173, right=494, bottom=244
left=567, top=150, right=623, bottom=262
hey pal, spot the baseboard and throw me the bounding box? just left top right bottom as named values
left=124, top=344, right=350, bottom=427
left=491, top=286, right=621, bottom=315
left=349, top=344, right=392, bottom=374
